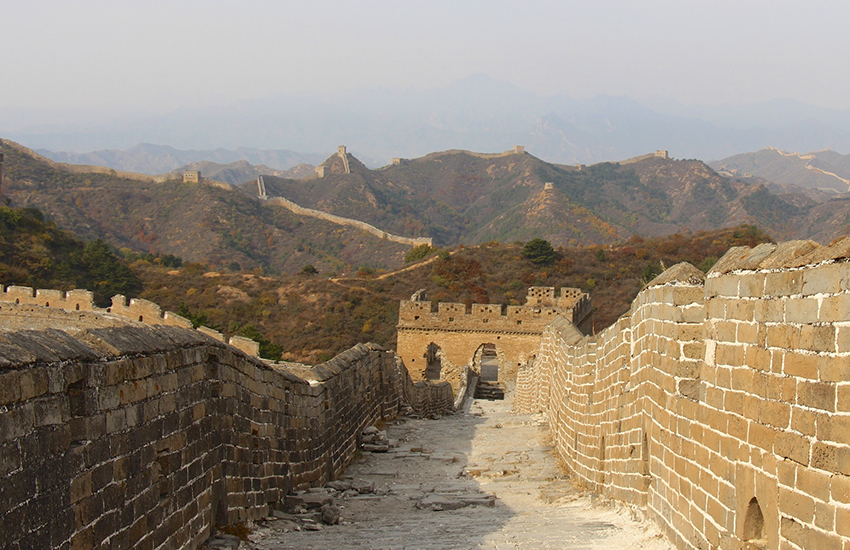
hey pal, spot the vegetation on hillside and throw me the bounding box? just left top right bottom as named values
left=0, top=206, right=141, bottom=305
left=1, top=140, right=410, bottom=274
left=133, top=225, right=772, bottom=362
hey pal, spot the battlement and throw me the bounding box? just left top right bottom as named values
left=399, top=286, right=589, bottom=331
left=0, top=285, right=262, bottom=357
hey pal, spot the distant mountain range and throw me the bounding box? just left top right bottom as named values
left=36, top=143, right=325, bottom=175
left=9, top=75, right=850, bottom=167
left=710, top=147, right=850, bottom=192
left=169, top=160, right=315, bottom=185
left=4, top=137, right=850, bottom=274
left=250, top=146, right=850, bottom=247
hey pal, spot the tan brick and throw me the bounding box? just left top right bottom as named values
left=792, top=408, right=817, bottom=436
left=818, top=294, right=850, bottom=322
left=745, top=346, right=771, bottom=371
left=766, top=325, right=801, bottom=349
left=838, top=327, right=850, bottom=354
left=785, top=297, right=820, bottom=324
left=781, top=376, right=797, bottom=403
left=712, top=320, right=737, bottom=342
left=730, top=367, right=753, bottom=392
left=765, top=271, right=803, bottom=297
left=779, top=487, right=814, bottom=523
left=748, top=422, right=776, bottom=451
left=727, top=300, right=755, bottom=321
left=806, top=528, right=842, bottom=550
left=754, top=298, right=784, bottom=322
left=784, top=352, right=820, bottom=380
left=831, top=474, right=850, bottom=504
left=760, top=400, right=791, bottom=429
left=796, top=466, right=831, bottom=501
left=836, top=506, right=850, bottom=537
left=707, top=274, right=739, bottom=297
left=812, top=442, right=839, bottom=472
left=802, top=264, right=843, bottom=296
left=820, top=356, right=850, bottom=383
left=818, top=414, right=850, bottom=445
left=815, top=502, right=835, bottom=531
left=838, top=385, right=850, bottom=412
left=70, top=471, right=92, bottom=504
left=774, top=431, right=810, bottom=465
left=798, top=381, right=836, bottom=412
left=801, top=325, right=836, bottom=353
left=778, top=459, right=797, bottom=486
left=736, top=323, right=758, bottom=345
left=725, top=391, right=744, bottom=415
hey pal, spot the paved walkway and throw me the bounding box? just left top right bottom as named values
left=212, top=396, right=672, bottom=549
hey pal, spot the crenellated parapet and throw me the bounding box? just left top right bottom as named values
left=396, top=287, right=591, bottom=390
left=398, top=286, right=590, bottom=333
left=0, top=285, right=263, bottom=357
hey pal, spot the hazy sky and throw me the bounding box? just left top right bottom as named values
left=2, top=0, right=850, bottom=118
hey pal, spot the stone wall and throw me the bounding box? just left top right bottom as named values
left=0, top=285, right=261, bottom=357
left=266, top=196, right=432, bottom=247
left=397, top=287, right=590, bottom=390
left=515, top=238, right=850, bottom=549
left=0, top=325, right=452, bottom=549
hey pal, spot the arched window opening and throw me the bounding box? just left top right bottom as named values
left=424, top=343, right=442, bottom=381
left=743, top=497, right=766, bottom=546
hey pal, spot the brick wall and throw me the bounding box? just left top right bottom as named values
left=515, top=237, right=850, bottom=549
left=0, top=325, right=451, bottom=549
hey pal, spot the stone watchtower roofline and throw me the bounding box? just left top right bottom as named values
left=399, top=286, right=591, bottom=331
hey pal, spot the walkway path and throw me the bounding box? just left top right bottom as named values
left=210, top=396, right=672, bottom=549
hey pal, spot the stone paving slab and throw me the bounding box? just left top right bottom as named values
left=207, top=396, right=673, bottom=550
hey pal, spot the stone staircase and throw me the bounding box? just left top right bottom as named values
left=474, top=379, right=505, bottom=400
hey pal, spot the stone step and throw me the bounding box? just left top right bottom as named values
left=474, top=381, right=505, bottom=400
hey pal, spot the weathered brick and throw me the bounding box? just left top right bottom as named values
left=798, top=381, right=836, bottom=412
left=774, top=432, right=810, bottom=465
left=784, top=352, right=822, bottom=380
left=785, top=297, right=820, bottom=324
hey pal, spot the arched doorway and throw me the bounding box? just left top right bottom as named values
left=479, top=343, right=499, bottom=382
left=424, top=342, right=443, bottom=381
left=473, top=343, right=505, bottom=400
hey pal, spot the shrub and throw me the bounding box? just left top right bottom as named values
left=522, top=238, right=555, bottom=265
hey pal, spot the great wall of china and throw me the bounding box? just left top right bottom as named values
left=0, top=287, right=453, bottom=549
left=5, top=236, right=850, bottom=549
left=515, top=237, right=850, bottom=549
left=265, top=194, right=432, bottom=248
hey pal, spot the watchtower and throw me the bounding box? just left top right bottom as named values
left=514, top=145, right=525, bottom=155
left=654, top=150, right=669, bottom=159
left=183, top=170, right=201, bottom=183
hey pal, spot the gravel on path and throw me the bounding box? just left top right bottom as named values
left=206, top=395, right=673, bottom=550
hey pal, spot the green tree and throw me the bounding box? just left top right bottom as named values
left=404, top=244, right=435, bottom=263
left=522, top=238, right=555, bottom=265
left=301, top=264, right=318, bottom=275
left=79, top=240, right=142, bottom=306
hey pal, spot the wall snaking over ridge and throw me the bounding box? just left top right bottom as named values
left=0, top=324, right=452, bottom=549
left=516, top=238, right=850, bottom=550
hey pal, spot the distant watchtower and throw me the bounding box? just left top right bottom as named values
left=513, top=145, right=525, bottom=155
left=654, top=150, right=669, bottom=159
left=183, top=170, right=201, bottom=183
